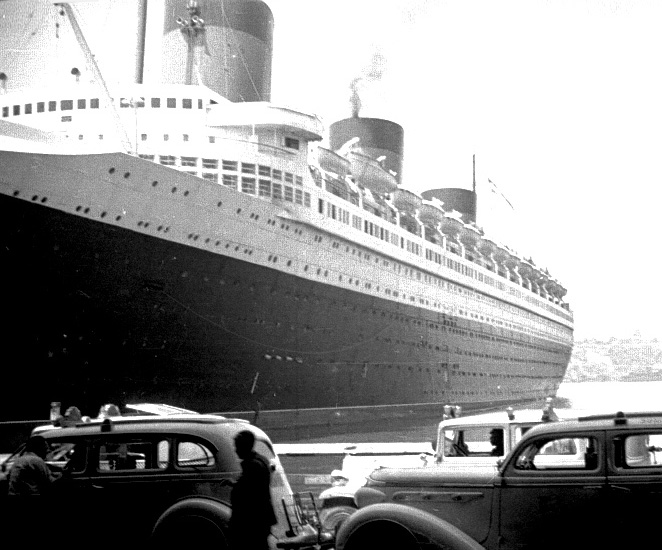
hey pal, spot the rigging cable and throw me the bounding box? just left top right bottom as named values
left=219, top=0, right=262, bottom=101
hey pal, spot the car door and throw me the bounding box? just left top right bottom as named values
left=606, top=428, right=662, bottom=547
left=57, top=434, right=173, bottom=542
left=367, top=467, right=497, bottom=544
left=496, top=430, right=607, bottom=550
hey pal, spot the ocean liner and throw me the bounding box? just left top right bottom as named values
left=0, top=0, right=573, bottom=438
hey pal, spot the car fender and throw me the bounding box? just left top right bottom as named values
left=151, top=497, right=231, bottom=537
left=318, top=485, right=358, bottom=502
left=335, top=502, right=484, bottom=550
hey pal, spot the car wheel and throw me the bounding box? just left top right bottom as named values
left=319, top=504, right=357, bottom=533
left=152, top=514, right=230, bottom=548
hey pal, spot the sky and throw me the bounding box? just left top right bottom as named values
left=267, top=0, right=662, bottom=342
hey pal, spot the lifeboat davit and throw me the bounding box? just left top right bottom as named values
left=318, top=147, right=351, bottom=177
left=393, top=188, right=423, bottom=213
left=347, top=150, right=398, bottom=195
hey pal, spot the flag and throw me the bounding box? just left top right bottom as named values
left=488, top=178, right=514, bottom=210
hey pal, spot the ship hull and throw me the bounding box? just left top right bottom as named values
left=0, top=150, right=570, bottom=439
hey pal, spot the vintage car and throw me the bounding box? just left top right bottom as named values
left=317, top=442, right=434, bottom=532
left=337, top=410, right=662, bottom=550
left=0, top=413, right=332, bottom=549
left=318, top=401, right=572, bottom=532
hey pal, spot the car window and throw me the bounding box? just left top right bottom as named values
left=47, top=441, right=88, bottom=473
left=540, top=438, right=577, bottom=455
left=618, top=433, right=662, bottom=468
left=443, top=427, right=498, bottom=457
left=513, top=436, right=595, bottom=470
left=97, top=439, right=169, bottom=472
left=177, top=440, right=216, bottom=468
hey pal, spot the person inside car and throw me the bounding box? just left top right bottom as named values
left=490, top=429, right=505, bottom=456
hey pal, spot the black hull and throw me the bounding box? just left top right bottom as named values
left=0, top=152, right=570, bottom=441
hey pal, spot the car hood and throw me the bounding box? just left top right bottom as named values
left=366, top=465, right=498, bottom=487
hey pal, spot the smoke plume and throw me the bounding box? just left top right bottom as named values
left=350, top=50, right=387, bottom=117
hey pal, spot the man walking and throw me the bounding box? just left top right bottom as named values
left=229, top=430, right=277, bottom=550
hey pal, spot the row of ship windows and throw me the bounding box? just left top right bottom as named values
left=0, top=96, right=207, bottom=117
left=136, top=134, right=301, bottom=150
left=374, top=335, right=562, bottom=364
left=316, top=194, right=567, bottom=319
left=317, top=194, right=563, bottom=320
left=225, top=247, right=561, bottom=353
left=137, top=154, right=304, bottom=184
left=265, top=356, right=557, bottom=383
left=241, top=288, right=556, bottom=354
left=218, top=206, right=556, bottom=340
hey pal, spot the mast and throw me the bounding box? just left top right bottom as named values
left=472, top=153, right=476, bottom=193
left=176, top=0, right=206, bottom=85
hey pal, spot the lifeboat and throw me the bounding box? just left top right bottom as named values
left=477, top=237, right=497, bottom=257
left=438, top=211, right=464, bottom=238
left=347, top=150, right=398, bottom=195
left=318, top=146, right=351, bottom=177
left=419, top=200, right=445, bottom=225
left=493, top=245, right=511, bottom=263
left=518, top=259, right=535, bottom=280
left=459, top=224, right=482, bottom=248
left=393, top=187, right=423, bottom=213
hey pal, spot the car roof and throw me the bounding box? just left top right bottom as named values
left=33, top=414, right=268, bottom=443
left=437, top=407, right=579, bottom=430
left=514, top=410, right=662, bottom=440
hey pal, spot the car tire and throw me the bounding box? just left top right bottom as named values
left=319, top=505, right=358, bottom=534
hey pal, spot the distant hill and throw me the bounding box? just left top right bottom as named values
left=565, top=335, right=662, bottom=382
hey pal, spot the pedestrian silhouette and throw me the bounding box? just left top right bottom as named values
left=6, top=435, right=60, bottom=542
left=229, top=430, right=277, bottom=550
